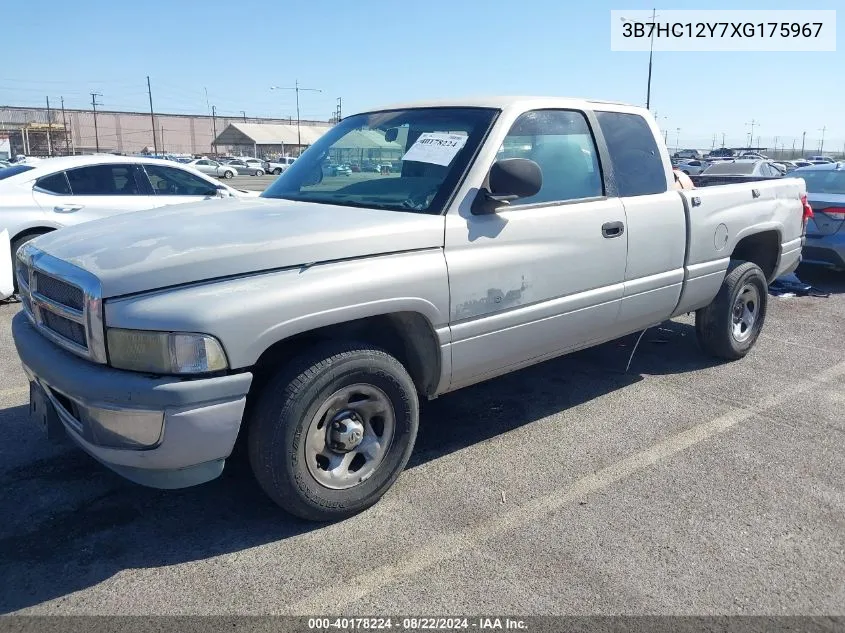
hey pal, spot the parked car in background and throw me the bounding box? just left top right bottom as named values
left=0, top=160, right=11, bottom=170
left=11, top=96, right=809, bottom=521
left=676, top=159, right=708, bottom=175
left=707, top=147, right=735, bottom=158
left=265, top=156, right=297, bottom=175
left=807, top=156, right=835, bottom=164
left=0, top=155, right=259, bottom=294
left=794, top=162, right=845, bottom=270
left=774, top=161, right=799, bottom=173
left=792, top=160, right=813, bottom=169
left=739, top=152, right=769, bottom=160
left=224, top=158, right=266, bottom=176
left=692, top=159, right=786, bottom=186
left=673, top=149, right=701, bottom=159
left=185, top=158, right=238, bottom=179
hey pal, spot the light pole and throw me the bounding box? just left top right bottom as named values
left=240, top=110, right=247, bottom=123
left=271, top=81, right=322, bottom=151
left=620, top=10, right=658, bottom=109
left=818, top=126, right=827, bottom=154
left=675, top=127, right=681, bottom=153
left=745, top=119, right=758, bottom=148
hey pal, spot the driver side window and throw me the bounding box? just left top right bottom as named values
left=144, top=164, right=216, bottom=196
left=497, top=109, right=603, bottom=206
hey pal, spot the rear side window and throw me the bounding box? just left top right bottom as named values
left=65, top=165, right=141, bottom=196
left=595, top=111, right=666, bottom=197
left=35, top=172, right=71, bottom=195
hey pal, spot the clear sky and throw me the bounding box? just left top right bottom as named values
left=1, top=0, right=841, bottom=152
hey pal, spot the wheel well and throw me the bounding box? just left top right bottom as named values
left=730, top=230, right=780, bottom=282
left=11, top=227, right=54, bottom=248
left=250, top=312, right=442, bottom=400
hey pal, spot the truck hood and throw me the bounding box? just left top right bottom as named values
left=32, top=197, right=445, bottom=298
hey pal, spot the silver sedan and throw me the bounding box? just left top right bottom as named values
left=185, top=159, right=238, bottom=179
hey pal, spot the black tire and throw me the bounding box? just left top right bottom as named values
left=248, top=341, right=419, bottom=521
left=223, top=170, right=234, bottom=179
left=695, top=261, right=768, bottom=360
left=10, top=230, right=51, bottom=292
left=273, top=168, right=282, bottom=175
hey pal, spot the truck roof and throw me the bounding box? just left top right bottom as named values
left=357, top=96, right=643, bottom=115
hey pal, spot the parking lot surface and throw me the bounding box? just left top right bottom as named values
left=0, top=267, right=843, bottom=615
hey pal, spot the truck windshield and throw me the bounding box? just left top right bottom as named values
left=261, top=107, right=497, bottom=214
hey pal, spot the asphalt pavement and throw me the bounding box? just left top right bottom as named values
left=0, top=266, right=843, bottom=615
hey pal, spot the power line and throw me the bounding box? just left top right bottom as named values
left=271, top=80, right=322, bottom=147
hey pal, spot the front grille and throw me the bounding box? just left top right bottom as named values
left=17, top=246, right=105, bottom=363
left=41, top=311, right=88, bottom=348
left=34, top=271, right=85, bottom=310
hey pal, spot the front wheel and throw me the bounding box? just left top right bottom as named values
left=223, top=170, right=234, bottom=179
left=254, top=169, right=265, bottom=177
left=273, top=168, right=282, bottom=175
left=696, top=261, right=768, bottom=360
left=248, top=341, right=419, bottom=521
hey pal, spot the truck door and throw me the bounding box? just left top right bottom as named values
left=445, top=108, right=628, bottom=390
left=593, top=110, right=687, bottom=335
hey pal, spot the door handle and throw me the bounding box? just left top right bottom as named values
left=54, top=205, right=83, bottom=213
left=601, top=221, right=625, bottom=238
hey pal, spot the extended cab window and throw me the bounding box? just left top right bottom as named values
left=498, top=110, right=602, bottom=206
left=34, top=172, right=71, bottom=195
left=595, top=111, right=667, bottom=197
left=65, top=164, right=141, bottom=196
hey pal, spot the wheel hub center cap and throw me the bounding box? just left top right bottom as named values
left=327, top=412, right=365, bottom=453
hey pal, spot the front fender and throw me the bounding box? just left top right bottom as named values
left=104, top=249, right=451, bottom=369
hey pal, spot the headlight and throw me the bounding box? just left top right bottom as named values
left=106, top=329, right=228, bottom=375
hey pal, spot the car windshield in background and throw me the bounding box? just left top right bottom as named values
left=796, top=169, right=845, bottom=194
left=0, top=164, right=35, bottom=180
left=261, top=107, right=497, bottom=214
left=702, top=161, right=757, bottom=175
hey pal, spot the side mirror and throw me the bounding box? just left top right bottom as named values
left=471, top=158, right=542, bottom=215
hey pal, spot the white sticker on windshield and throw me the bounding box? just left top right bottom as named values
left=401, top=132, right=468, bottom=167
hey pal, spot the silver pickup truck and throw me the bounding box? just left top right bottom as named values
left=12, top=97, right=810, bottom=521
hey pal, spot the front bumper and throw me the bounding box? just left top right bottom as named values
left=12, top=312, right=253, bottom=489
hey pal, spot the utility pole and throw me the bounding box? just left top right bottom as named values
left=773, top=136, right=778, bottom=158
left=746, top=119, right=757, bottom=147
left=240, top=110, right=247, bottom=123
left=271, top=80, right=322, bottom=149
left=646, top=8, right=656, bottom=109
left=791, top=139, right=795, bottom=158
left=90, top=92, right=103, bottom=152
left=663, top=129, right=668, bottom=144
left=211, top=105, right=218, bottom=155
left=675, top=127, right=680, bottom=152
left=711, top=133, right=716, bottom=151
left=721, top=132, right=726, bottom=148
left=801, top=131, right=806, bottom=157
left=160, top=127, right=165, bottom=154
left=45, top=96, right=53, bottom=157
left=146, top=76, right=158, bottom=156
left=818, top=126, right=827, bottom=154
left=60, top=97, right=70, bottom=155
left=336, top=97, right=342, bottom=123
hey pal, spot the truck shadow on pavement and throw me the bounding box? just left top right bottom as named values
left=0, top=320, right=717, bottom=613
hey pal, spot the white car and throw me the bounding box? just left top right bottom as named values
left=0, top=155, right=259, bottom=298
left=265, top=156, right=297, bottom=175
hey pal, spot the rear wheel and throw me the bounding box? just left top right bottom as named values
left=223, top=170, right=234, bottom=179
left=696, top=261, right=768, bottom=360
left=254, top=169, right=265, bottom=177
left=273, top=168, right=282, bottom=175
left=248, top=341, right=419, bottom=521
